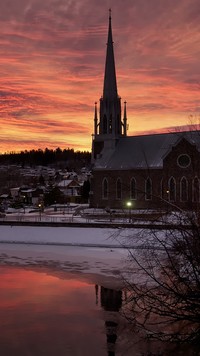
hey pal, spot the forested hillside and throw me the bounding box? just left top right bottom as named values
left=0, top=148, right=91, bottom=170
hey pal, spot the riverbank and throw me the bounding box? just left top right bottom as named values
left=0, top=225, right=131, bottom=282
left=0, top=222, right=177, bottom=285
left=0, top=206, right=193, bottom=229
left=0, top=219, right=191, bottom=230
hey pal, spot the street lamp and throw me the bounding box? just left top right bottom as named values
left=126, top=201, right=132, bottom=223
left=38, top=203, right=42, bottom=221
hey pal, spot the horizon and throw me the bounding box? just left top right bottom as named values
left=1, top=0, right=200, bottom=154
left=2, top=123, right=200, bottom=155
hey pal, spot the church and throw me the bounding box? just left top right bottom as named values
left=90, top=11, right=200, bottom=211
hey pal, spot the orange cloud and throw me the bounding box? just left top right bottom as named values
left=0, top=0, right=200, bottom=153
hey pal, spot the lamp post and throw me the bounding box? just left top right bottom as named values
left=126, top=201, right=132, bottom=223
left=38, top=203, right=42, bottom=221
left=23, top=195, right=26, bottom=214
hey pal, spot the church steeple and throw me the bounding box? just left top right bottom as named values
left=92, top=10, right=127, bottom=161
left=103, top=9, right=118, bottom=99
left=99, top=9, right=122, bottom=138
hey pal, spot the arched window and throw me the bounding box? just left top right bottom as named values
left=102, top=178, right=108, bottom=200
left=180, top=177, right=188, bottom=202
left=109, top=114, right=112, bottom=133
left=116, top=178, right=122, bottom=200
left=168, top=177, right=176, bottom=202
left=130, top=178, right=137, bottom=200
left=145, top=177, right=152, bottom=200
left=193, top=177, right=199, bottom=202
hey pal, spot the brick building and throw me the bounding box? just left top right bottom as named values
left=90, top=11, right=200, bottom=210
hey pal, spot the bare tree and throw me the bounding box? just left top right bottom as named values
left=118, top=205, right=200, bottom=348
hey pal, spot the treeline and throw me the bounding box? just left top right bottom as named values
left=0, top=147, right=91, bottom=170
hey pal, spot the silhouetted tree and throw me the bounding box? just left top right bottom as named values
left=44, top=186, right=64, bottom=206
left=38, top=174, right=45, bottom=185
left=81, top=179, right=90, bottom=203
left=0, top=148, right=91, bottom=169
left=119, top=207, right=200, bottom=348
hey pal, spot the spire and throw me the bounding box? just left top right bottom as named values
left=103, top=9, right=118, bottom=99
left=123, top=101, right=127, bottom=136
left=91, top=10, right=127, bottom=162
left=94, top=102, right=98, bottom=135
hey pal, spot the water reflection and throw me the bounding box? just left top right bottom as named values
left=0, top=265, right=198, bottom=356
left=0, top=265, right=125, bottom=356
left=96, top=285, right=122, bottom=356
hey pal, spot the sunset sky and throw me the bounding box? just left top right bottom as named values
left=1, top=0, right=200, bottom=153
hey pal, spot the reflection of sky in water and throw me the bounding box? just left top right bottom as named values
left=0, top=266, right=115, bottom=356
left=0, top=265, right=196, bottom=356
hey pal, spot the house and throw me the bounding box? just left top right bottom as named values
left=90, top=11, right=200, bottom=210
left=58, top=179, right=81, bottom=203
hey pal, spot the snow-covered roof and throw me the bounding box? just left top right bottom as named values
left=94, top=131, right=200, bottom=170
left=0, top=194, right=9, bottom=198
left=21, top=189, right=35, bottom=193
left=58, top=179, right=80, bottom=187
left=10, top=187, right=20, bottom=192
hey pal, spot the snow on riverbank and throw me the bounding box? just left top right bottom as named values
left=0, top=225, right=118, bottom=246
left=0, top=224, right=168, bottom=284
left=0, top=225, right=133, bottom=281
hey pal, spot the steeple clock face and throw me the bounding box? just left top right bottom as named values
left=177, top=154, right=191, bottom=168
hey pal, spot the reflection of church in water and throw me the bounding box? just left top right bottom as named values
left=95, top=284, right=123, bottom=356
left=95, top=284, right=167, bottom=356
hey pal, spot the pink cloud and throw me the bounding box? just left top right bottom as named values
left=0, top=0, right=200, bottom=152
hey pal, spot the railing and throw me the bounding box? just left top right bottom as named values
left=0, top=213, right=74, bottom=223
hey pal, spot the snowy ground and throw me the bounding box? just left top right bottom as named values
left=0, top=225, right=135, bottom=286
left=0, top=222, right=170, bottom=288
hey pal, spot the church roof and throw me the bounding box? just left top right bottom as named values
left=94, top=131, right=200, bottom=170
